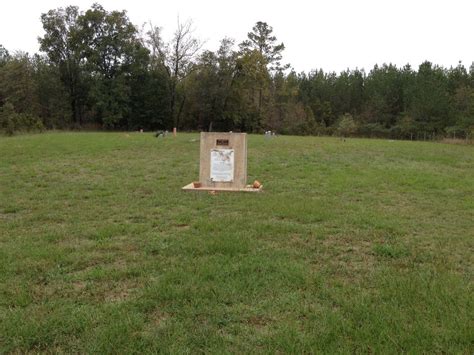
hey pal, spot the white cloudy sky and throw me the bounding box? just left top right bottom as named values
left=1, top=0, right=473, bottom=73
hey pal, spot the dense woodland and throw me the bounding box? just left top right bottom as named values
left=1, top=4, right=473, bottom=139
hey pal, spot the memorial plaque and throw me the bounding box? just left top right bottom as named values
left=210, top=149, right=234, bottom=182
left=182, top=132, right=262, bottom=192
left=198, top=132, right=247, bottom=189
left=216, top=139, right=229, bottom=146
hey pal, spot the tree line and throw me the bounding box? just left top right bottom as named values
left=1, top=3, right=473, bottom=140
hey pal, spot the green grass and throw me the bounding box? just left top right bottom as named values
left=1, top=132, right=473, bottom=353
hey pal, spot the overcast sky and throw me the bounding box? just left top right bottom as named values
left=1, top=0, right=473, bottom=73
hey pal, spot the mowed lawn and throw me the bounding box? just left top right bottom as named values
left=0, top=132, right=473, bottom=353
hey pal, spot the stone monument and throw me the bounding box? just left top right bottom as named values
left=182, top=132, right=262, bottom=192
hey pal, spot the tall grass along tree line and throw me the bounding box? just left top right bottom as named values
left=0, top=4, right=473, bottom=140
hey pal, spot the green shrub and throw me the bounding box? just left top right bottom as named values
left=335, top=113, right=357, bottom=137
left=0, top=103, right=44, bottom=135
left=358, top=122, right=390, bottom=138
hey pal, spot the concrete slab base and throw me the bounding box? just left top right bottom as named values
left=182, top=183, right=263, bottom=193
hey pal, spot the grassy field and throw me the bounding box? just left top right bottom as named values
left=1, top=132, right=473, bottom=353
